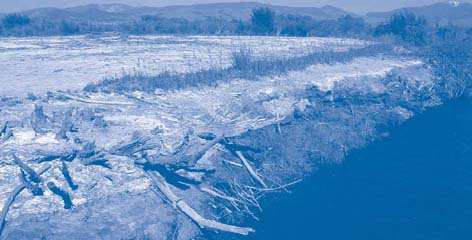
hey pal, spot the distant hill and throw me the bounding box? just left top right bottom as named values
left=366, top=2, right=472, bottom=27
left=14, top=2, right=352, bottom=23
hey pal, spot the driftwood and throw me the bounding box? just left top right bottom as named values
left=109, top=133, right=154, bottom=157
left=0, top=121, right=7, bottom=136
left=60, top=150, right=78, bottom=162
left=146, top=170, right=254, bottom=235
left=200, top=186, right=250, bottom=206
left=56, top=108, right=76, bottom=140
left=0, top=165, right=51, bottom=237
left=146, top=134, right=223, bottom=168
left=0, top=121, right=12, bottom=145
left=80, top=153, right=111, bottom=169
left=61, top=93, right=138, bottom=106
left=30, top=105, right=52, bottom=134
left=61, top=162, right=78, bottom=190
left=79, top=142, right=98, bottom=159
left=235, top=151, right=268, bottom=189
left=0, top=129, right=12, bottom=145
left=138, top=156, right=200, bottom=190
left=186, top=135, right=224, bottom=166
left=245, top=179, right=303, bottom=192
left=36, top=150, right=77, bottom=163
left=12, top=155, right=42, bottom=183
left=47, top=182, right=73, bottom=209
left=36, top=154, right=62, bottom=163
left=19, top=170, right=43, bottom=196
left=78, top=142, right=111, bottom=169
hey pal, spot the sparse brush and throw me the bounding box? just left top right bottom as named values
left=85, top=44, right=392, bottom=94
left=231, top=47, right=254, bottom=71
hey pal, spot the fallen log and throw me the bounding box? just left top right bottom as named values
left=61, top=162, right=78, bottom=191
left=146, top=170, right=255, bottom=235
left=0, top=165, right=51, bottom=237
left=235, top=151, right=268, bottom=189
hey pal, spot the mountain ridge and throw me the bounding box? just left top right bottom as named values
left=12, top=2, right=352, bottom=22
left=366, top=2, right=472, bottom=26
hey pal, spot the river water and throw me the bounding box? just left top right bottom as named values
left=252, top=98, right=472, bottom=240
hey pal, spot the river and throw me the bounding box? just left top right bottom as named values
left=252, top=98, right=472, bottom=240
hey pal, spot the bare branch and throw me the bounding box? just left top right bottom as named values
left=235, top=151, right=268, bottom=189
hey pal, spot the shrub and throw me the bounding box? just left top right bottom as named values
left=250, top=8, right=276, bottom=35
left=375, top=12, right=428, bottom=46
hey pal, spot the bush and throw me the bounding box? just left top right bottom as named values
left=375, top=12, right=428, bottom=46
left=337, top=15, right=367, bottom=35
left=250, top=8, right=276, bottom=35
left=278, top=15, right=311, bottom=37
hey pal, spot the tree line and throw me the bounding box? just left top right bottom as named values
left=0, top=8, right=371, bottom=37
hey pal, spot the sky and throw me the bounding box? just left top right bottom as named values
left=0, top=0, right=470, bottom=14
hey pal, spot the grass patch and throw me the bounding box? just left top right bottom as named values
left=84, top=44, right=393, bottom=94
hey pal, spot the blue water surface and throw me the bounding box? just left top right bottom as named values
left=252, top=98, right=472, bottom=240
